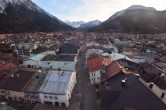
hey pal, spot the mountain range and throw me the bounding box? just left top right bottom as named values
left=0, top=0, right=73, bottom=33
left=90, top=5, right=166, bottom=34
left=65, top=20, right=101, bottom=30
left=0, top=1, right=166, bottom=34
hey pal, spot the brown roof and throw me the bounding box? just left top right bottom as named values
left=0, top=70, right=34, bottom=91
left=87, top=55, right=112, bottom=72
left=123, top=48, right=140, bottom=53
left=141, top=73, right=166, bottom=90
left=101, top=61, right=131, bottom=82
left=154, top=62, right=166, bottom=69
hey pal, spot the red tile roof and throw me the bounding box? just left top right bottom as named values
left=123, top=48, right=140, bottom=53
left=87, top=55, right=111, bottom=72
left=0, top=63, right=17, bottom=71
left=101, top=61, right=131, bottom=82
left=102, top=57, right=112, bottom=66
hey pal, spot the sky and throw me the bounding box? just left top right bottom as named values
left=32, top=0, right=166, bottom=22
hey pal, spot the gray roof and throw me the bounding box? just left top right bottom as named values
left=22, top=72, right=47, bottom=93
left=26, top=54, right=45, bottom=61
left=38, top=71, right=75, bottom=95
left=100, top=73, right=166, bottom=110
left=40, top=61, right=76, bottom=71
left=42, top=55, right=76, bottom=61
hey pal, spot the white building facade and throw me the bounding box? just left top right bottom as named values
left=38, top=71, right=77, bottom=107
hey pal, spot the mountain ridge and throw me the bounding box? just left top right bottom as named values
left=0, top=0, right=73, bottom=33
left=89, top=5, right=166, bottom=34
left=65, top=20, right=101, bottom=30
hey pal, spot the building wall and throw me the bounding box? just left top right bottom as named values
left=38, top=72, right=77, bottom=107
left=89, top=70, right=101, bottom=84
left=40, top=61, right=76, bottom=71
left=0, top=89, right=24, bottom=101
left=23, top=60, right=38, bottom=68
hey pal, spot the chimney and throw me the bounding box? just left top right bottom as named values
left=161, top=92, right=165, bottom=99
left=17, top=74, right=19, bottom=78
left=105, top=82, right=110, bottom=90
left=35, top=75, right=39, bottom=78
left=135, top=74, right=140, bottom=79
left=149, top=82, right=154, bottom=89
left=121, top=78, right=127, bottom=87
left=11, top=74, right=14, bottom=78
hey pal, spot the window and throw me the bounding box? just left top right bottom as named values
left=54, top=97, right=58, bottom=99
left=49, top=96, right=52, bottom=99
left=44, top=95, right=47, bottom=98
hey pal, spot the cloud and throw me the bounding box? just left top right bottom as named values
left=32, top=0, right=166, bottom=22
left=67, top=0, right=118, bottom=21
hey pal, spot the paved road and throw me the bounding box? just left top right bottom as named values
left=76, top=46, right=100, bottom=110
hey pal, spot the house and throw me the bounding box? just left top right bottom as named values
left=85, top=49, right=104, bottom=63
left=0, top=53, right=23, bottom=65
left=100, top=73, right=166, bottom=110
left=101, top=61, right=131, bottom=82
left=38, top=70, right=76, bottom=107
left=0, top=43, right=12, bottom=53
left=16, top=43, right=36, bottom=58
left=127, top=55, right=146, bottom=64
left=23, top=54, right=46, bottom=68
left=139, top=62, right=163, bottom=75
left=0, top=63, right=17, bottom=72
left=0, top=70, right=35, bottom=102
left=58, top=43, right=78, bottom=55
left=39, top=55, right=77, bottom=71
left=22, top=72, right=47, bottom=103
left=120, top=48, right=145, bottom=63
left=31, top=45, right=58, bottom=56
left=139, top=62, right=166, bottom=103
left=110, top=53, right=131, bottom=61
left=23, top=54, right=77, bottom=71
left=117, top=58, right=140, bottom=73
left=31, top=46, right=48, bottom=55
left=122, top=48, right=140, bottom=56
left=114, top=39, right=134, bottom=48
left=87, top=55, right=112, bottom=84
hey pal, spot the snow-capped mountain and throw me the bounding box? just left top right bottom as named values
left=65, top=21, right=85, bottom=28
left=79, top=20, right=101, bottom=30
left=0, top=0, right=73, bottom=33
left=65, top=20, right=101, bottom=30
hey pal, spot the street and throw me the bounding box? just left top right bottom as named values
left=76, top=46, right=100, bottom=110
